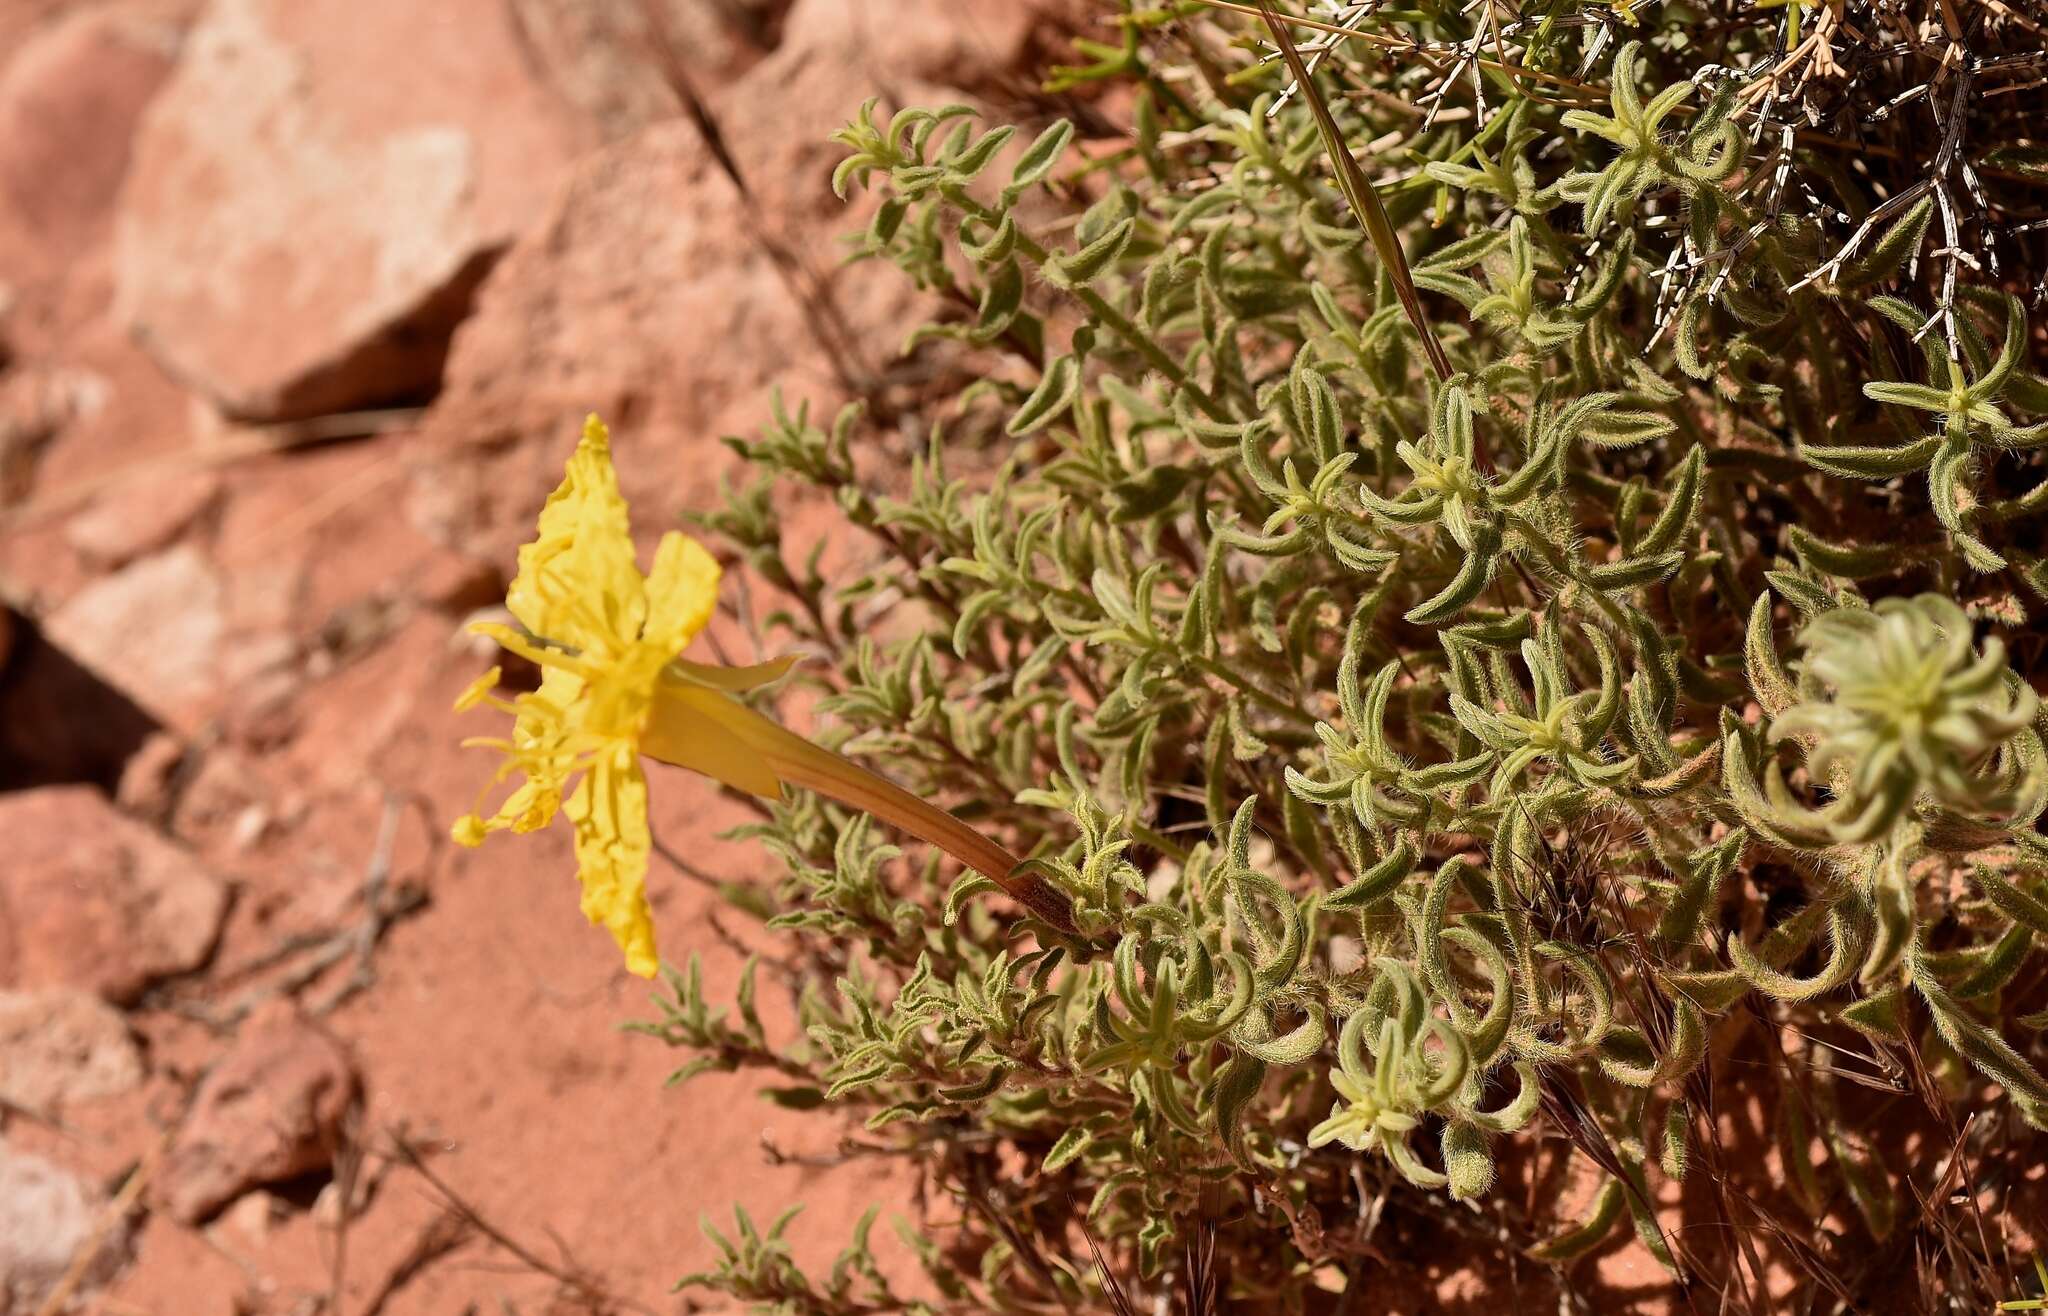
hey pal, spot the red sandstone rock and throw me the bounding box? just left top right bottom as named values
left=42, top=544, right=222, bottom=724
left=0, top=988, right=143, bottom=1112
left=0, top=5, right=185, bottom=267
left=501, top=0, right=794, bottom=132
left=63, top=468, right=219, bottom=568
left=157, top=1009, right=358, bottom=1225
left=0, top=1142, right=133, bottom=1312
left=411, top=547, right=505, bottom=614
left=422, top=119, right=845, bottom=457
left=0, top=785, right=227, bottom=1004
left=113, top=0, right=596, bottom=420
left=109, top=0, right=847, bottom=426
left=410, top=0, right=1063, bottom=540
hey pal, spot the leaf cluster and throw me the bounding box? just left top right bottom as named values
left=662, top=4, right=2048, bottom=1310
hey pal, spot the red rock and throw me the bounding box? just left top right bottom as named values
left=113, top=0, right=600, bottom=421
left=102, top=0, right=829, bottom=426
left=41, top=544, right=223, bottom=725
left=750, top=0, right=1053, bottom=149
left=411, top=0, right=1059, bottom=540
left=167, top=746, right=263, bottom=834
left=412, top=101, right=928, bottom=547
left=0, top=363, right=107, bottom=505
left=422, top=119, right=817, bottom=457
left=0, top=988, right=143, bottom=1112
left=114, top=728, right=187, bottom=822
left=411, top=547, right=504, bottom=613
left=501, top=0, right=794, bottom=132
left=0, top=785, right=227, bottom=1004
left=0, top=324, right=197, bottom=580
left=0, top=5, right=185, bottom=267
left=216, top=630, right=302, bottom=747
left=0, top=1142, right=133, bottom=1311
left=157, top=1010, right=357, bottom=1224
left=221, top=558, right=306, bottom=637
left=63, top=467, right=219, bottom=568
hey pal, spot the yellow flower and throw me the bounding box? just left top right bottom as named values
left=451, top=415, right=730, bottom=976
left=454, top=415, right=1073, bottom=977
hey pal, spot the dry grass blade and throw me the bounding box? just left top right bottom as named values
left=1081, top=1213, right=1142, bottom=1316
left=1198, top=0, right=1604, bottom=101
left=1182, top=1219, right=1218, bottom=1316
left=384, top=1126, right=655, bottom=1316
left=1536, top=1067, right=1690, bottom=1284
left=1250, top=0, right=1454, bottom=382
left=1078, top=1213, right=1219, bottom=1315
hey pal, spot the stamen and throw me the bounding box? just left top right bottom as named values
left=471, top=622, right=594, bottom=676
left=453, top=666, right=503, bottom=712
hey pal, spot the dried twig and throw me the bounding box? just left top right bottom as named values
left=357, top=1208, right=475, bottom=1316
left=33, top=1129, right=171, bottom=1316
left=383, top=1127, right=657, bottom=1316
left=157, top=791, right=431, bottom=1031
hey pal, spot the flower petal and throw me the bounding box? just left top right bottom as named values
left=668, top=654, right=801, bottom=693
left=565, top=744, right=659, bottom=978
left=642, top=531, right=721, bottom=653
left=507, top=414, right=647, bottom=654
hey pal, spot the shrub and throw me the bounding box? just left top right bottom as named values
left=471, top=2, right=2048, bottom=1310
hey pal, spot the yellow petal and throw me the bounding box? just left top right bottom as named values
left=668, top=654, right=801, bottom=693
left=564, top=744, right=659, bottom=978
left=642, top=531, right=721, bottom=654
left=506, top=414, right=647, bottom=655
left=641, top=684, right=787, bottom=799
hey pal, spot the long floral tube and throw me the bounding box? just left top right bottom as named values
left=642, top=678, right=1077, bottom=932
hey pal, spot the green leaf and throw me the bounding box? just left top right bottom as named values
left=761, top=1085, right=828, bottom=1111
left=1585, top=551, right=1685, bottom=590
left=1046, top=216, right=1136, bottom=287
left=1443, top=1121, right=1495, bottom=1200
left=1976, top=869, right=2048, bottom=938
left=1530, top=1180, right=1624, bottom=1262
left=1844, top=195, right=1932, bottom=289
left=1636, top=447, right=1704, bottom=556
left=1108, top=465, right=1196, bottom=522
left=1580, top=408, right=1676, bottom=448
left=1325, top=838, right=1417, bottom=911
left=1211, top=1052, right=1269, bottom=1170
left=1008, top=354, right=1082, bottom=435
left=1743, top=592, right=1796, bottom=716
left=944, top=874, right=1004, bottom=925
left=944, top=125, right=1016, bottom=180
left=1800, top=434, right=1942, bottom=479
left=1408, top=525, right=1502, bottom=624
left=1841, top=985, right=1907, bottom=1039
left=1042, top=1125, right=1093, bottom=1172
left=1659, top=1104, right=1690, bottom=1181
left=1006, top=119, right=1074, bottom=196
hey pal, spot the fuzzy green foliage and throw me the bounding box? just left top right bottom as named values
left=653, top=3, right=2048, bottom=1310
